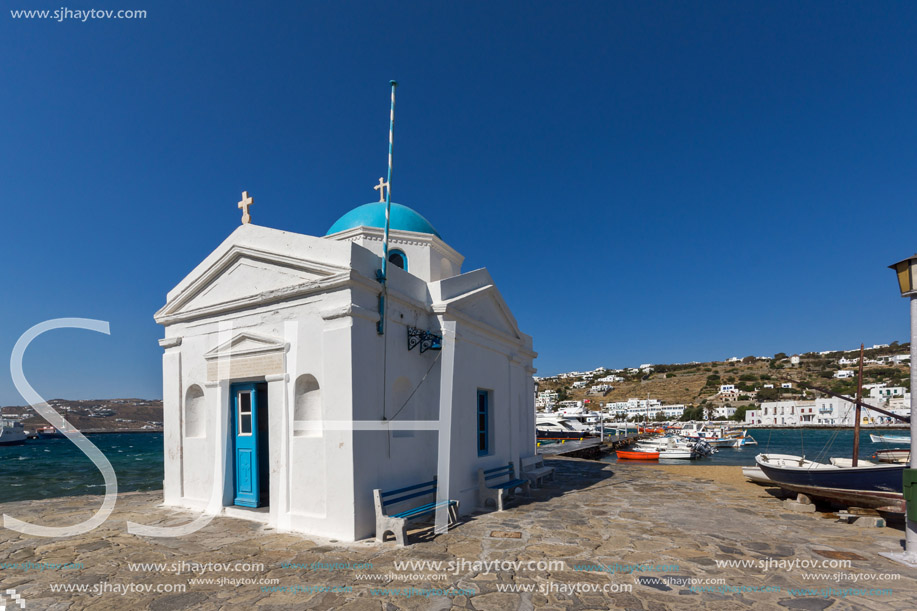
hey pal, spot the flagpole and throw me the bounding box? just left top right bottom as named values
left=378, top=79, right=397, bottom=334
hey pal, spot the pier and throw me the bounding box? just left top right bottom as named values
left=537, top=432, right=647, bottom=459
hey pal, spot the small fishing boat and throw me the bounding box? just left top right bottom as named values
left=615, top=449, right=659, bottom=460
left=870, top=433, right=911, bottom=444
left=872, top=449, right=910, bottom=464
left=755, top=453, right=905, bottom=494
left=742, top=466, right=771, bottom=485
left=658, top=448, right=694, bottom=459
left=729, top=430, right=758, bottom=447
left=37, top=426, right=66, bottom=439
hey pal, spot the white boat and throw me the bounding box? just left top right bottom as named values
left=729, top=430, right=758, bottom=447
left=536, top=414, right=592, bottom=440
left=742, top=466, right=771, bottom=484
left=0, top=419, right=27, bottom=445
left=633, top=435, right=710, bottom=459
left=870, top=433, right=911, bottom=444
left=554, top=405, right=602, bottom=433
left=658, top=449, right=695, bottom=459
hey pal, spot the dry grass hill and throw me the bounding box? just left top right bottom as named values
left=538, top=344, right=911, bottom=415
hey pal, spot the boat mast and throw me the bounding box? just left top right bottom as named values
left=852, top=343, right=865, bottom=467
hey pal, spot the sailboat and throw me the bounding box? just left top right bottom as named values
left=754, top=345, right=909, bottom=512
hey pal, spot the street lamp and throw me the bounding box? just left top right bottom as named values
left=881, top=254, right=917, bottom=567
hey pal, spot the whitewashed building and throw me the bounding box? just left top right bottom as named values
left=154, top=197, right=536, bottom=541
left=712, top=406, right=737, bottom=419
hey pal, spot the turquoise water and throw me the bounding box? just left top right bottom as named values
left=0, top=430, right=910, bottom=501
left=601, top=428, right=911, bottom=466
left=0, top=433, right=163, bottom=503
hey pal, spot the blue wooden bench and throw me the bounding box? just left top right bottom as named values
left=477, top=462, right=530, bottom=511
left=373, top=477, right=459, bottom=546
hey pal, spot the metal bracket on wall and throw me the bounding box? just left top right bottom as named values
left=407, top=327, right=442, bottom=353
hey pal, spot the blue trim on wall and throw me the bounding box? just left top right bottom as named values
left=477, top=389, right=489, bottom=456
left=388, top=249, right=408, bottom=271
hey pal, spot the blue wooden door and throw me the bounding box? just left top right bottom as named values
left=232, top=383, right=259, bottom=507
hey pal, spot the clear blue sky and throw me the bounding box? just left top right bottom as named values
left=2, top=1, right=915, bottom=404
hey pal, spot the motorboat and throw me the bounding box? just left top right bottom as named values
left=554, top=405, right=602, bottom=433
left=536, top=414, right=592, bottom=440
left=632, top=435, right=714, bottom=459
left=0, top=419, right=27, bottom=445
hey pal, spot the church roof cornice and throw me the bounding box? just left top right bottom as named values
left=155, top=268, right=369, bottom=326
left=325, top=226, right=464, bottom=264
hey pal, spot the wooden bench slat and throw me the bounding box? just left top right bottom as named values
left=375, top=477, right=460, bottom=546
left=391, top=500, right=457, bottom=519
left=384, top=486, right=437, bottom=507
left=381, top=479, right=436, bottom=498
left=490, top=478, right=527, bottom=490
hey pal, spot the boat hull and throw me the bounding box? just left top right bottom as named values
left=870, top=434, right=911, bottom=443
left=616, top=450, right=659, bottom=460
left=0, top=431, right=27, bottom=445
left=755, top=454, right=904, bottom=494
left=872, top=449, right=910, bottom=464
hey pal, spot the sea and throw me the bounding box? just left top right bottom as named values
left=0, top=433, right=163, bottom=503
left=601, top=428, right=911, bottom=467
left=0, top=429, right=910, bottom=503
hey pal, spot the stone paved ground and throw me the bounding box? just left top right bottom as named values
left=1, top=457, right=915, bottom=610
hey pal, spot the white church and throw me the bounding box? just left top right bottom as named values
left=154, top=191, right=537, bottom=541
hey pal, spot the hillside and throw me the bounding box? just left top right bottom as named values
left=538, top=344, right=911, bottom=412
left=0, top=398, right=162, bottom=432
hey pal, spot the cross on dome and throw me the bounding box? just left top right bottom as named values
left=373, top=177, right=389, bottom=202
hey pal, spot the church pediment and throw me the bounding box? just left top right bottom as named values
left=203, top=332, right=287, bottom=360
left=434, top=284, right=522, bottom=341
left=155, top=246, right=350, bottom=323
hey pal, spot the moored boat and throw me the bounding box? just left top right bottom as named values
left=872, top=449, right=910, bottom=464
left=0, top=419, right=27, bottom=445
left=870, top=433, right=911, bottom=444
left=536, top=414, right=592, bottom=441
left=616, top=449, right=659, bottom=460
left=36, top=426, right=66, bottom=439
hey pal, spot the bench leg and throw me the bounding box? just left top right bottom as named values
left=496, top=490, right=504, bottom=512
left=394, top=522, right=408, bottom=547
left=377, top=517, right=408, bottom=545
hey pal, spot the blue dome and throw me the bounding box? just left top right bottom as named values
left=326, top=202, right=441, bottom=238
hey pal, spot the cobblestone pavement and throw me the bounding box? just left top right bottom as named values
left=0, top=457, right=914, bottom=610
